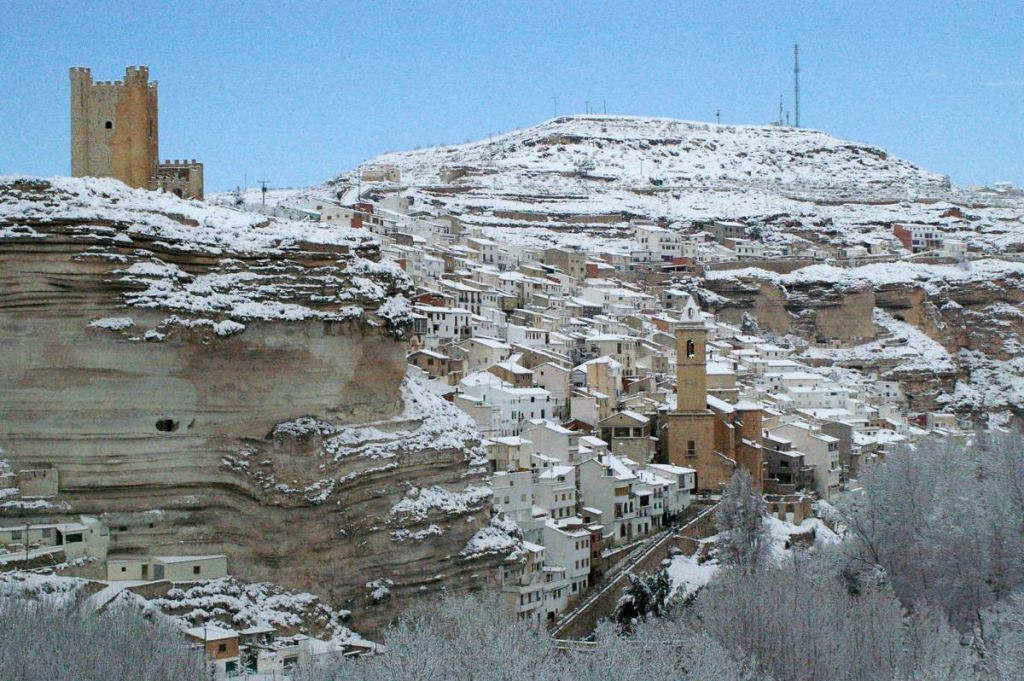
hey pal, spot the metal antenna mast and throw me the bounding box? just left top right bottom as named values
left=793, top=44, right=801, bottom=128
left=258, top=179, right=269, bottom=206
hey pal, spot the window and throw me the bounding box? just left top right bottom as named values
left=217, top=643, right=227, bottom=653
left=687, top=440, right=696, bottom=458
left=65, top=533, right=83, bottom=543
left=11, top=530, right=21, bottom=540
left=686, top=339, right=695, bottom=358
left=104, top=121, right=113, bottom=129
left=193, top=565, right=201, bottom=575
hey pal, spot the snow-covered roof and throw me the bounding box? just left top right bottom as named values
left=184, top=626, right=237, bottom=641
left=153, top=554, right=225, bottom=564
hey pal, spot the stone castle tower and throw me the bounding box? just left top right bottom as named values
left=70, top=65, right=203, bottom=199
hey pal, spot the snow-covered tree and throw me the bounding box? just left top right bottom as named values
left=296, top=592, right=558, bottom=681
left=613, top=568, right=673, bottom=631
left=715, top=468, right=768, bottom=573
left=837, top=432, right=1024, bottom=629
left=739, top=311, right=760, bottom=336
left=0, top=593, right=204, bottom=681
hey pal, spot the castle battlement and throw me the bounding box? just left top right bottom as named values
left=71, top=66, right=155, bottom=91
left=160, top=159, right=202, bottom=168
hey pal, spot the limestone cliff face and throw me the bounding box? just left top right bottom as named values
left=701, top=261, right=1024, bottom=414
left=0, top=177, right=510, bottom=634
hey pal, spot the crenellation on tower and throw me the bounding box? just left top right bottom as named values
left=69, top=64, right=202, bottom=200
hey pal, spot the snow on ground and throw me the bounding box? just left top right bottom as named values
left=666, top=552, right=719, bottom=600
left=765, top=514, right=842, bottom=561
left=0, top=175, right=377, bottom=256
left=0, top=176, right=414, bottom=333
left=146, top=576, right=361, bottom=644
left=390, top=484, right=491, bottom=521
left=459, top=513, right=525, bottom=561
left=222, top=371, right=488, bottom=506
left=708, top=258, right=1024, bottom=295
left=0, top=572, right=92, bottom=605
left=944, top=349, right=1024, bottom=412
left=0, top=570, right=369, bottom=648
left=319, top=114, right=1024, bottom=253
left=325, top=370, right=487, bottom=464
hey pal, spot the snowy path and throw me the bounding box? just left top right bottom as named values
left=551, top=503, right=718, bottom=639
left=86, top=580, right=151, bottom=611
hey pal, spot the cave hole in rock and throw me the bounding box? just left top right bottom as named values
left=155, top=419, right=179, bottom=432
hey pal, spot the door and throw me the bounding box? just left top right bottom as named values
left=153, top=564, right=164, bottom=580
left=141, top=564, right=148, bottom=580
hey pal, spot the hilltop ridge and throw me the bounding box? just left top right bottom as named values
left=322, top=115, right=1022, bottom=254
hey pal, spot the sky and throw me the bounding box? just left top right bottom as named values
left=0, top=1, right=1021, bottom=192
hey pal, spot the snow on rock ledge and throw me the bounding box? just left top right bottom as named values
left=0, top=175, right=414, bottom=338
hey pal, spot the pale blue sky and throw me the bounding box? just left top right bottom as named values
left=1, top=1, right=1021, bottom=191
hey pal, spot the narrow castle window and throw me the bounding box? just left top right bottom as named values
left=105, top=121, right=113, bottom=129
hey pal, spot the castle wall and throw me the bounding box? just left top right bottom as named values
left=156, top=160, right=204, bottom=201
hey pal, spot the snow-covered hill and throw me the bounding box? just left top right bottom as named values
left=324, top=115, right=1024, bottom=253
left=357, top=115, right=948, bottom=193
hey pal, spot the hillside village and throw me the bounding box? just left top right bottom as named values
left=217, top=146, right=1007, bottom=628
left=3, top=105, right=1024, bottom=678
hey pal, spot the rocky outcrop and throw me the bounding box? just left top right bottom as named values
left=0, top=177, right=512, bottom=634
left=700, top=260, right=1024, bottom=414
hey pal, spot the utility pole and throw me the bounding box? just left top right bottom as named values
left=793, top=44, right=801, bottom=128
left=779, top=93, right=784, bottom=125
left=716, top=109, right=721, bottom=124
left=258, top=179, right=269, bottom=207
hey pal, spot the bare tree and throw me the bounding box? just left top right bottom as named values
left=838, top=432, right=1024, bottom=629
left=0, top=592, right=204, bottom=681
left=297, top=592, right=558, bottom=681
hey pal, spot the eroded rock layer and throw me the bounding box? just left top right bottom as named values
left=0, top=177, right=509, bottom=633
left=699, top=261, right=1024, bottom=414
